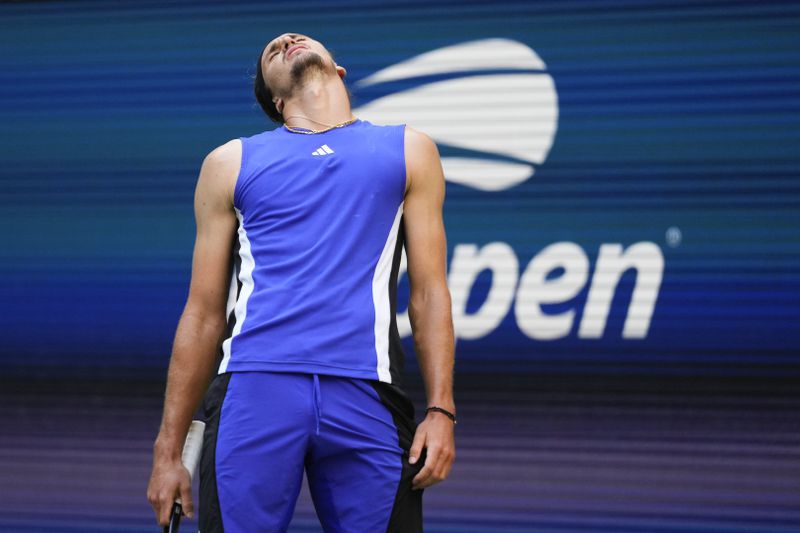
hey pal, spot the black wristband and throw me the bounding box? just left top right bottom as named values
left=426, top=406, right=457, bottom=424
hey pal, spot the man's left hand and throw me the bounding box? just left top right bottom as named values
left=409, top=410, right=456, bottom=490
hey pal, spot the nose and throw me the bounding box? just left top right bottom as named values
left=280, top=35, right=299, bottom=52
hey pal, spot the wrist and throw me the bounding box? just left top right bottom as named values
left=425, top=396, right=455, bottom=413
left=153, top=437, right=183, bottom=462
left=426, top=405, right=457, bottom=424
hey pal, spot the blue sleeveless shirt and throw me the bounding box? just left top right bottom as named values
left=218, top=119, right=408, bottom=385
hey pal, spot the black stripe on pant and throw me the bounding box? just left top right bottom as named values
left=371, top=380, right=425, bottom=533
left=199, top=372, right=232, bottom=533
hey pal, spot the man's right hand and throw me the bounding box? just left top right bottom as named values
left=147, top=454, right=194, bottom=526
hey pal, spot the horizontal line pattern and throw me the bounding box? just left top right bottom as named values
left=0, top=4, right=798, bottom=532
left=0, top=375, right=797, bottom=532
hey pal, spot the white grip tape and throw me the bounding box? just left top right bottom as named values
left=182, top=420, right=206, bottom=480
left=175, top=420, right=206, bottom=505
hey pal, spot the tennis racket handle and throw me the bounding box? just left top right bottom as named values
left=163, top=421, right=204, bottom=532
left=181, top=421, right=205, bottom=480
left=163, top=501, right=182, bottom=533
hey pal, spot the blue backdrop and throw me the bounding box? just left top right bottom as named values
left=1, top=0, right=798, bottom=377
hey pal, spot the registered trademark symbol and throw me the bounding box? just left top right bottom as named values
left=666, top=226, right=682, bottom=248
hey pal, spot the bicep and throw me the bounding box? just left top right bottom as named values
left=403, top=129, right=448, bottom=295
left=185, top=141, right=241, bottom=320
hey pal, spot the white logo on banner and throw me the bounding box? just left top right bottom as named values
left=354, top=38, right=558, bottom=191
left=355, top=40, right=663, bottom=342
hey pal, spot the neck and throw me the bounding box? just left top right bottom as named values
left=282, top=73, right=353, bottom=129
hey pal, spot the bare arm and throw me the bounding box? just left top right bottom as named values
left=403, top=127, right=456, bottom=490
left=147, top=139, right=240, bottom=525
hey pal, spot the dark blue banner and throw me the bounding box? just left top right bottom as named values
left=1, top=1, right=798, bottom=376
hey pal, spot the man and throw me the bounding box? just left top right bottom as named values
left=147, top=33, right=456, bottom=532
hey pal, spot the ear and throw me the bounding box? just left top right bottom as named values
left=335, top=64, right=347, bottom=79
left=274, top=98, right=284, bottom=114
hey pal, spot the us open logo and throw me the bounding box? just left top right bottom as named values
left=354, top=40, right=663, bottom=343
left=354, top=38, right=558, bottom=191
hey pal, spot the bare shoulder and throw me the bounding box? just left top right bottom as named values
left=404, top=125, right=439, bottom=159
left=197, top=139, right=242, bottom=207
left=202, top=139, right=242, bottom=181
left=403, top=126, right=443, bottom=195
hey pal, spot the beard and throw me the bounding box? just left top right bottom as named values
left=288, top=51, right=334, bottom=93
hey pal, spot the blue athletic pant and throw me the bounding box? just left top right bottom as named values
left=199, top=372, right=424, bottom=532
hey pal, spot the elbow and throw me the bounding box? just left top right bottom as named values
left=182, top=299, right=228, bottom=332
left=409, top=281, right=452, bottom=314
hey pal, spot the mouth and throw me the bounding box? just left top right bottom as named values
left=285, top=44, right=307, bottom=60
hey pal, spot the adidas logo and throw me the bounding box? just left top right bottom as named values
left=312, top=144, right=334, bottom=156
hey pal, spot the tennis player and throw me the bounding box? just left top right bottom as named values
left=147, top=33, right=456, bottom=532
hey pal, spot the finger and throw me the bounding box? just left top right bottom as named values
left=436, top=447, right=455, bottom=480
left=408, top=427, right=427, bottom=465
left=419, top=444, right=453, bottom=489
left=158, top=495, right=173, bottom=526
left=415, top=468, right=444, bottom=490
left=440, top=456, right=454, bottom=480
left=433, top=460, right=451, bottom=484
left=147, top=488, right=164, bottom=525
left=412, top=463, right=433, bottom=490
left=180, top=480, right=194, bottom=519
left=412, top=446, right=441, bottom=489
left=149, top=498, right=161, bottom=525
